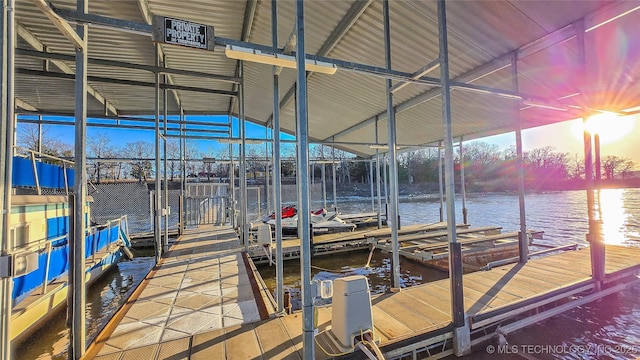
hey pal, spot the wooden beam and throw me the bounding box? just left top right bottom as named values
left=30, top=0, right=84, bottom=50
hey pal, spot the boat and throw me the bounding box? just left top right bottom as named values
left=8, top=150, right=133, bottom=344
left=264, top=207, right=356, bottom=234
left=262, top=205, right=297, bottom=222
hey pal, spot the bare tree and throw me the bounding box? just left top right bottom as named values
left=87, top=132, right=114, bottom=183
left=602, top=155, right=634, bottom=180
left=568, top=154, right=585, bottom=180
left=17, top=123, right=73, bottom=158
left=620, top=159, right=635, bottom=179
left=166, top=140, right=180, bottom=181
left=125, top=141, right=154, bottom=181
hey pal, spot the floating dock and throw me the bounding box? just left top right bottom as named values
left=249, top=221, right=541, bottom=269
left=89, top=226, right=640, bottom=359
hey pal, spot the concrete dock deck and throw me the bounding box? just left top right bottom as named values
left=88, top=225, right=273, bottom=359
left=89, top=226, right=640, bottom=360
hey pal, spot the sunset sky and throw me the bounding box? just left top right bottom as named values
left=478, top=114, right=640, bottom=165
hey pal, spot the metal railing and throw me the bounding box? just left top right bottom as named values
left=183, top=195, right=228, bottom=226
left=12, top=215, right=129, bottom=298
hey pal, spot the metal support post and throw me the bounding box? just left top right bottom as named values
left=239, top=62, right=248, bottom=251
left=0, top=1, right=15, bottom=358
left=179, top=107, right=185, bottom=233
left=163, top=73, right=169, bottom=253
left=459, top=137, right=467, bottom=224
left=375, top=119, right=382, bottom=228
left=71, top=0, right=88, bottom=356
left=369, top=159, right=375, bottom=211
left=576, top=19, right=604, bottom=288
left=376, top=150, right=382, bottom=228
left=272, top=0, right=284, bottom=313
left=229, top=114, right=236, bottom=229
left=321, top=146, right=327, bottom=209
left=37, top=117, right=43, bottom=153
left=438, top=0, right=469, bottom=356
left=295, top=0, right=314, bottom=357
left=594, top=134, right=601, bottom=185
left=383, top=153, right=388, bottom=207
left=266, top=125, right=271, bottom=215
left=438, top=141, right=444, bottom=222
left=154, top=44, right=162, bottom=263
left=512, top=53, right=528, bottom=263
left=331, top=145, right=337, bottom=212
left=383, top=0, right=401, bottom=291
left=584, top=122, right=604, bottom=287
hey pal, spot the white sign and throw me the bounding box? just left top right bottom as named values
left=152, top=16, right=214, bottom=51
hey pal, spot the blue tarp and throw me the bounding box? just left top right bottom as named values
left=12, top=224, right=120, bottom=302
left=12, top=156, right=74, bottom=189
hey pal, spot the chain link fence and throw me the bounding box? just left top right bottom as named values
left=91, top=181, right=181, bottom=235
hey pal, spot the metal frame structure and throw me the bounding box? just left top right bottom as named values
left=1, top=0, right=638, bottom=359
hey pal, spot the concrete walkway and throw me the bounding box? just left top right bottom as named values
left=90, top=226, right=264, bottom=358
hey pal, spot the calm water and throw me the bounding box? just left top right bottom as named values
left=18, top=189, right=640, bottom=359
left=259, top=188, right=640, bottom=359
left=13, top=251, right=154, bottom=360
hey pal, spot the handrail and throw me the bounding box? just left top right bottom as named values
left=34, top=215, right=129, bottom=295
left=14, top=146, right=74, bottom=165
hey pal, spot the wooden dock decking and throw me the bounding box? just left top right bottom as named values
left=89, top=225, right=640, bottom=360
left=249, top=222, right=476, bottom=264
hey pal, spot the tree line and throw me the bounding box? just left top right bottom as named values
left=17, top=124, right=637, bottom=189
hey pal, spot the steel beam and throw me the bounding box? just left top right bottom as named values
left=227, top=0, right=257, bottom=117
left=17, top=117, right=229, bottom=135
left=229, top=115, right=236, bottom=229
left=154, top=44, right=162, bottom=263
left=16, top=24, right=118, bottom=115
left=295, top=1, right=314, bottom=358
left=163, top=73, right=169, bottom=253
left=438, top=0, right=466, bottom=338
left=266, top=0, right=373, bottom=127
left=17, top=47, right=241, bottom=83
left=239, top=61, right=248, bottom=250
left=577, top=19, right=604, bottom=287
left=512, top=53, right=528, bottom=264
left=15, top=68, right=238, bottom=96
left=383, top=0, right=401, bottom=291
left=324, top=18, right=587, bottom=142
left=322, top=147, right=327, bottom=209
left=332, top=145, right=337, bottom=212
left=271, top=0, right=284, bottom=314
left=391, top=58, right=439, bottom=93
left=0, top=1, right=15, bottom=359
left=459, top=137, right=467, bottom=224
left=135, top=0, right=181, bottom=109
left=70, top=0, right=88, bottom=357
left=16, top=113, right=229, bottom=128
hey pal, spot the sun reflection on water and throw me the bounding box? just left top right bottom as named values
left=596, top=189, right=627, bottom=245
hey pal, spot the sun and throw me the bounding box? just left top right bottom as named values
left=571, top=112, right=636, bottom=144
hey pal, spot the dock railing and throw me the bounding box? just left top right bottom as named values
left=183, top=183, right=230, bottom=227
left=11, top=215, right=129, bottom=302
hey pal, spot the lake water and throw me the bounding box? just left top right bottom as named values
left=258, top=188, right=640, bottom=359
left=12, top=251, right=154, bottom=360
left=17, top=189, right=640, bottom=359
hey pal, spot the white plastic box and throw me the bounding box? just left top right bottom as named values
left=331, top=275, right=374, bottom=349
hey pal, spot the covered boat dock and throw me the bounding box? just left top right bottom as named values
left=2, top=0, right=640, bottom=359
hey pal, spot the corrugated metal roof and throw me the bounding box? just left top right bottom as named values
left=13, top=0, right=640, bottom=157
